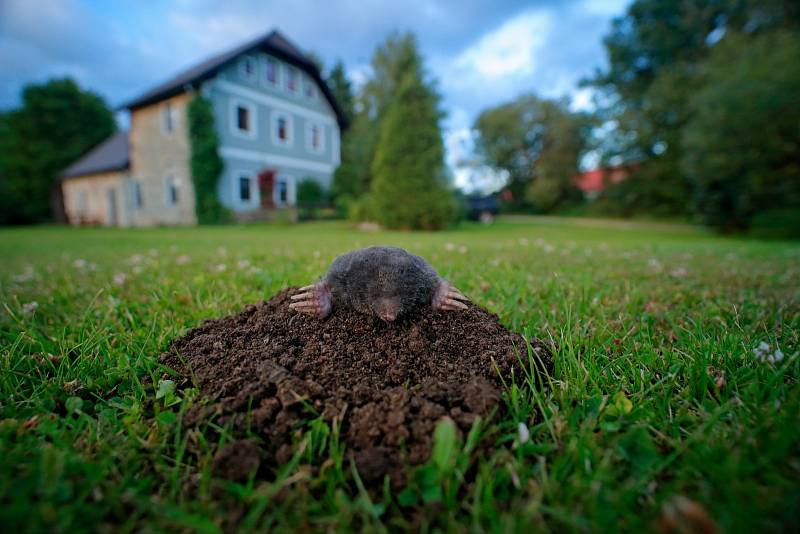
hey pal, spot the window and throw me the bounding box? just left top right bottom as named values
left=133, top=181, right=143, bottom=209
left=271, top=112, right=293, bottom=146
left=162, top=103, right=177, bottom=134
left=264, top=57, right=279, bottom=85
left=240, top=56, right=255, bottom=79
left=286, top=66, right=298, bottom=92
left=275, top=176, right=290, bottom=205
left=237, top=105, right=249, bottom=131
left=77, top=190, right=88, bottom=213
left=230, top=99, right=256, bottom=138
left=304, top=78, right=316, bottom=99
left=305, top=121, right=325, bottom=153
left=239, top=174, right=252, bottom=202
left=165, top=174, right=179, bottom=206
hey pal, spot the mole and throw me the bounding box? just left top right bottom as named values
left=289, top=246, right=469, bottom=321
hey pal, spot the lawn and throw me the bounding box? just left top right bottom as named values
left=1, top=218, right=798, bottom=532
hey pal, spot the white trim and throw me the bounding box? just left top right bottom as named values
left=214, top=79, right=335, bottom=126
left=304, top=119, right=325, bottom=154
left=303, top=75, right=317, bottom=100
left=219, top=146, right=335, bottom=174
left=271, top=110, right=294, bottom=147
left=232, top=169, right=258, bottom=207
left=229, top=97, right=257, bottom=139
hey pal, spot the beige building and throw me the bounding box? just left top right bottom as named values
left=61, top=91, right=196, bottom=227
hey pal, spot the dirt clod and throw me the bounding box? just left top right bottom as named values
left=160, top=289, right=553, bottom=486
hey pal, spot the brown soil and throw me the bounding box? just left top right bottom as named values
left=160, top=288, right=553, bottom=486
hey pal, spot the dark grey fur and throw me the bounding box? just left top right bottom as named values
left=325, top=246, right=440, bottom=318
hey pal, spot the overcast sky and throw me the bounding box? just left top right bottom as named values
left=0, top=0, right=629, bottom=185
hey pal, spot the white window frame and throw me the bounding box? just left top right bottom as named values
left=162, top=102, right=177, bottom=135
left=271, top=111, right=293, bottom=147
left=285, top=65, right=299, bottom=93
left=273, top=174, right=294, bottom=206
left=233, top=170, right=258, bottom=206
left=229, top=98, right=257, bottom=139
left=263, top=56, right=280, bottom=87
left=305, top=120, right=325, bottom=154
left=164, top=172, right=180, bottom=207
left=239, top=56, right=256, bottom=81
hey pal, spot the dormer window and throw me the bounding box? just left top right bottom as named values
left=240, top=57, right=255, bottom=80
left=304, top=78, right=316, bottom=100
left=286, top=67, right=298, bottom=92
left=264, top=57, right=279, bottom=86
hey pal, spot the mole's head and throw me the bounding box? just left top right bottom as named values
left=372, top=296, right=400, bottom=322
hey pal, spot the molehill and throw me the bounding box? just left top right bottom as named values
left=159, top=288, right=553, bottom=486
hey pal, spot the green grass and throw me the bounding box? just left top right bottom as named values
left=1, top=217, right=798, bottom=532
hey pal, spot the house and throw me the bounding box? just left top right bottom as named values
left=573, top=165, right=632, bottom=200
left=61, top=30, right=346, bottom=226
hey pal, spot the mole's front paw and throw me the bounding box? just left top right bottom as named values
left=289, top=283, right=333, bottom=319
left=432, top=280, right=469, bottom=311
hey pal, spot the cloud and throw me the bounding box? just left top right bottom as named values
left=454, top=10, right=551, bottom=79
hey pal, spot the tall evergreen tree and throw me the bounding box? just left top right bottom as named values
left=369, top=70, right=454, bottom=230
left=0, top=78, right=116, bottom=224
left=325, top=60, right=354, bottom=125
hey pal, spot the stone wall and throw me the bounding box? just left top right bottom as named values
left=129, top=92, right=197, bottom=226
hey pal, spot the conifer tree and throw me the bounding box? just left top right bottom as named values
left=369, top=70, right=455, bottom=230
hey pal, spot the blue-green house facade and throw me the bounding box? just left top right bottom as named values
left=117, top=29, right=346, bottom=220
left=203, top=50, right=341, bottom=213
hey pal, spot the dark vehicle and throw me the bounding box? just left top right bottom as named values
left=465, top=195, right=500, bottom=223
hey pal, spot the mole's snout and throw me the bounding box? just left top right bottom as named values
left=374, top=298, right=399, bottom=322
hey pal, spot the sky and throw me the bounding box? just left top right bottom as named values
left=0, top=0, right=630, bottom=188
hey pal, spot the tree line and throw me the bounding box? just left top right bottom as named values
left=2, top=2, right=798, bottom=233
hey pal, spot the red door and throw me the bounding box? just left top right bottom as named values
left=258, top=169, right=276, bottom=208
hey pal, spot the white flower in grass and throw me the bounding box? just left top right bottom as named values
left=216, top=246, right=228, bottom=257
left=72, top=259, right=87, bottom=270
left=648, top=258, right=662, bottom=271
left=542, top=243, right=555, bottom=254
left=128, top=254, right=144, bottom=265
left=176, top=255, right=191, bottom=265
left=670, top=267, right=689, bottom=278
left=444, top=242, right=456, bottom=252
left=213, top=263, right=227, bottom=273
left=113, top=273, right=127, bottom=286
left=518, top=238, right=529, bottom=246
left=132, top=265, right=144, bottom=275
left=753, top=342, right=785, bottom=364
left=237, top=259, right=252, bottom=270
left=13, top=265, right=35, bottom=283
left=458, top=245, right=468, bottom=254
left=517, top=422, right=530, bottom=444
left=22, top=301, right=38, bottom=315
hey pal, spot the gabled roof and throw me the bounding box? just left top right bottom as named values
left=120, top=29, right=348, bottom=129
left=61, top=132, right=129, bottom=179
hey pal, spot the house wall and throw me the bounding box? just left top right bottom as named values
left=203, top=52, right=340, bottom=212
left=62, top=171, right=127, bottom=226
left=129, top=92, right=197, bottom=226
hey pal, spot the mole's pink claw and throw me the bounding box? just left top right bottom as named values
left=289, top=283, right=333, bottom=319
left=432, top=280, right=469, bottom=312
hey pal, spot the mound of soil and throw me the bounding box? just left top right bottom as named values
left=160, top=289, right=553, bottom=486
